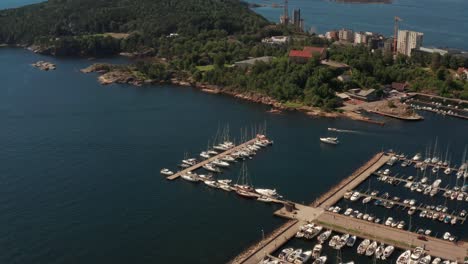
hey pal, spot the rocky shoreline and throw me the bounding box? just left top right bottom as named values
left=80, top=63, right=388, bottom=124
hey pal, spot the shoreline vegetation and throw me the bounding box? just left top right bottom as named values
left=0, top=0, right=466, bottom=123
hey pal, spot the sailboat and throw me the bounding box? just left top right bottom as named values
left=234, top=163, right=257, bottom=198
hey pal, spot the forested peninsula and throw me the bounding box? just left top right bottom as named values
left=1, top=0, right=467, bottom=113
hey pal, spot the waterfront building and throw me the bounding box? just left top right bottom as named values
left=418, top=46, right=449, bottom=56
left=397, top=30, right=424, bottom=57
left=339, top=28, right=354, bottom=42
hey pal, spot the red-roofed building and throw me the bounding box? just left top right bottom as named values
left=289, top=46, right=327, bottom=64
left=456, top=67, right=468, bottom=80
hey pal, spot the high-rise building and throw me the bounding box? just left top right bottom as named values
left=338, top=29, right=354, bottom=42
left=397, top=30, right=424, bottom=57
left=291, top=8, right=304, bottom=31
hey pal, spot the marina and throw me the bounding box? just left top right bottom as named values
left=230, top=152, right=468, bottom=264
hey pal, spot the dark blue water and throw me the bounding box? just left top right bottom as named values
left=248, top=0, right=468, bottom=50
left=1, top=48, right=467, bottom=263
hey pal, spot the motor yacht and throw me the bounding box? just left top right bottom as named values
left=313, top=256, right=327, bottom=264
left=357, top=239, right=370, bottom=254
left=312, top=244, right=322, bottom=259
left=200, top=151, right=211, bottom=159
left=320, top=137, right=339, bottom=145
left=286, top=249, right=302, bottom=263
left=410, top=247, right=424, bottom=263
left=382, top=245, right=394, bottom=260
left=346, top=235, right=356, bottom=247
left=375, top=243, right=385, bottom=259
left=204, top=180, right=218, bottom=188
left=397, top=250, right=411, bottom=264
left=294, top=250, right=312, bottom=264
left=160, top=168, right=174, bottom=176
left=317, top=230, right=332, bottom=244
left=278, top=247, right=294, bottom=260
left=365, top=241, right=378, bottom=256
left=203, top=163, right=221, bottom=173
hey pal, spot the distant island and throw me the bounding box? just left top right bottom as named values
left=0, top=0, right=466, bottom=122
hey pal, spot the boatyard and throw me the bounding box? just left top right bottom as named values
left=229, top=150, right=468, bottom=264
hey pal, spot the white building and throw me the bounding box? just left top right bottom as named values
left=261, top=36, right=290, bottom=45
left=397, top=30, right=424, bottom=57
left=354, top=32, right=368, bottom=44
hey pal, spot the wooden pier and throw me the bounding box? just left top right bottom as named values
left=166, top=138, right=258, bottom=180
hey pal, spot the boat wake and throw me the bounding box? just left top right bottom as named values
left=328, top=127, right=360, bottom=134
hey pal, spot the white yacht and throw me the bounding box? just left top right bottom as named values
left=313, top=256, right=327, bottom=264
left=203, top=163, right=221, bottom=173
left=375, top=243, right=385, bottom=259
left=362, top=196, right=372, bottom=204
left=350, top=191, right=361, bottom=201
left=397, top=250, right=411, bottom=264
left=365, top=241, right=378, bottom=256
left=160, top=168, right=174, bottom=176
left=278, top=248, right=294, bottom=260
left=204, top=180, right=218, bottom=188
left=412, top=153, right=422, bottom=161
left=317, top=230, right=332, bottom=244
left=312, top=244, right=322, bottom=259
left=382, top=245, right=394, bottom=260
left=444, top=167, right=451, bottom=175
left=200, top=151, right=211, bottom=159
left=181, top=173, right=199, bottom=182
left=294, top=250, right=312, bottom=264
left=255, top=188, right=280, bottom=198
left=357, top=239, right=370, bottom=254
left=212, top=159, right=230, bottom=167
left=320, top=137, right=339, bottom=145
left=257, top=196, right=274, bottom=203
left=286, top=249, right=302, bottom=263
left=409, top=247, right=424, bottom=263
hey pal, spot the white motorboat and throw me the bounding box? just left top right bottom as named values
left=375, top=243, right=385, bottom=259
left=294, top=250, right=312, bottom=264
left=431, top=258, right=441, bottom=264
left=320, top=137, right=339, bottom=145
left=328, top=235, right=340, bottom=248
left=410, top=247, right=424, bottom=263
left=312, top=244, right=322, bottom=259
left=350, top=191, right=361, bottom=201
left=313, top=256, right=327, bottom=264
left=317, top=230, right=332, bottom=244
left=343, top=208, right=352, bottom=216
left=408, top=206, right=417, bottom=215
left=357, top=239, right=370, bottom=254
left=286, top=249, right=302, bottom=263
left=278, top=247, right=294, bottom=260
left=382, top=245, right=394, bottom=260
left=362, top=196, right=372, bottom=204
left=182, top=158, right=197, bottom=166
left=443, top=232, right=451, bottom=240
left=207, top=150, right=218, bottom=155
left=365, top=241, right=378, bottom=256
left=444, top=167, right=451, bottom=175
left=384, top=217, right=394, bottom=226
left=221, top=155, right=236, bottom=162
left=218, top=183, right=232, bottom=191
left=200, top=151, right=211, bottom=159
left=397, top=250, right=411, bottom=264
left=419, top=255, right=432, bottom=264
left=160, top=168, right=174, bottom=176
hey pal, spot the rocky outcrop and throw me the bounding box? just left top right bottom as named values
left=81, top=63, right=146, bottom=86
left=31, top=61, right=56, bottom=71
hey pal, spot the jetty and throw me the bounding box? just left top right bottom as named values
left=167, top=137, right=258, bottom=180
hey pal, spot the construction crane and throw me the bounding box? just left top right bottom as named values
left=393, top=16, right=402, bottom=54
left=280, top=0, right=289, bottom=25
